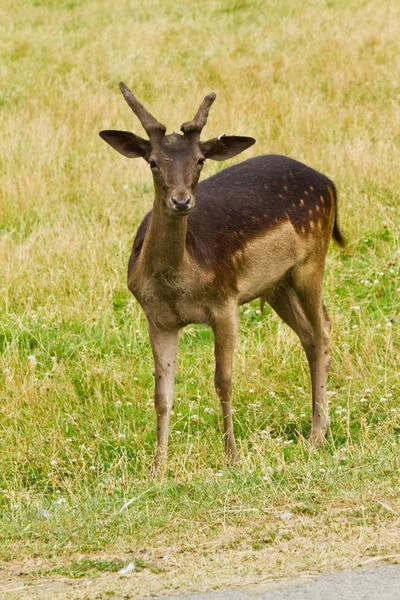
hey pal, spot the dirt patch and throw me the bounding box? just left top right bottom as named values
left=2, top=513, right=400, bottom=599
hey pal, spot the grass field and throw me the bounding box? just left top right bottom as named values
left=1, top=0, right=400, bottom=597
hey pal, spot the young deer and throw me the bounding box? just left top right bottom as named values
left=100, top=82, right=344, bottom=472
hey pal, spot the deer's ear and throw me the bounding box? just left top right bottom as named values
left=200, top=135, right=256, bottom=161
left=99, top=130, right=150, bottom=158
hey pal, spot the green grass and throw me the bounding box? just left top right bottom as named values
left=1, top=0, right=400, bottom=592
left=34, top=559, right=131, bottom=578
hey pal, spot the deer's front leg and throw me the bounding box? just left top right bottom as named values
left=212, top=304, right=239, bottom=464
left=148, top=323, right=179, bottom=475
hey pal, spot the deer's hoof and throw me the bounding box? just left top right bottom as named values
left=226, top=448, right=240, bottom=467
left=308, top=429, right=327, bottom=447
left=150, top=453, right=168, bottom=479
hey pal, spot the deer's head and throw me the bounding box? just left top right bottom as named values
left=100, top=82, right=256, bottom=215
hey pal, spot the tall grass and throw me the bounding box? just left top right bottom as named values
left=0, top=0, right=399, bottom=583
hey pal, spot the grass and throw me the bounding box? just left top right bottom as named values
left=1, top=0, right=400, bottom=595
left=34, top=558, right=131, bottom=578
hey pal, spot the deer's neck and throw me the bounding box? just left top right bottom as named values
left=140, top=198, right=188, bottom=273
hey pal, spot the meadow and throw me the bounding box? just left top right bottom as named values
left=1, top=0, right=400, bottom=596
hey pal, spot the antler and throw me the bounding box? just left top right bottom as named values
left=180, top=92, right=217, bottom=136
left=119, top=81, right=166, bottom=138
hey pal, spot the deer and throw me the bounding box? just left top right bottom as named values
left=99, top=82, right=344, bottom=474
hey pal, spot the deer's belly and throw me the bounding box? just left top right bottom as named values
left=236, top=222, right=307, bottom=303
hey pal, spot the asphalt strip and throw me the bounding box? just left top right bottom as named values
left=151, top=564, right=400, bottom=600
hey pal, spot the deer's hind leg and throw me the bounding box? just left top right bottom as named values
left=265, top=267, right=331, bottom=444
left=292, top=261, right=331, bottom=443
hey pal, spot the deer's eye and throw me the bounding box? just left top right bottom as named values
left=197, top=158, right=206, bottom=166
left=149, top=159, right=158, bottom=169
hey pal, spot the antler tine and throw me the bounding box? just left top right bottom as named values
left=180, top=92, right=217, bottom=135
left=119, top=81, right=166, bottom=137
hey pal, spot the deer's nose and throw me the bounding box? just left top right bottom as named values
left=171, top=196, right=192, bottom=212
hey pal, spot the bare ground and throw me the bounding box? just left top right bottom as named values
left=2, top=511, right=400, bottom=600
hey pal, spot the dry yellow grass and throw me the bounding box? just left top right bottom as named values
left=1, top=0, right=400, bottom=594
